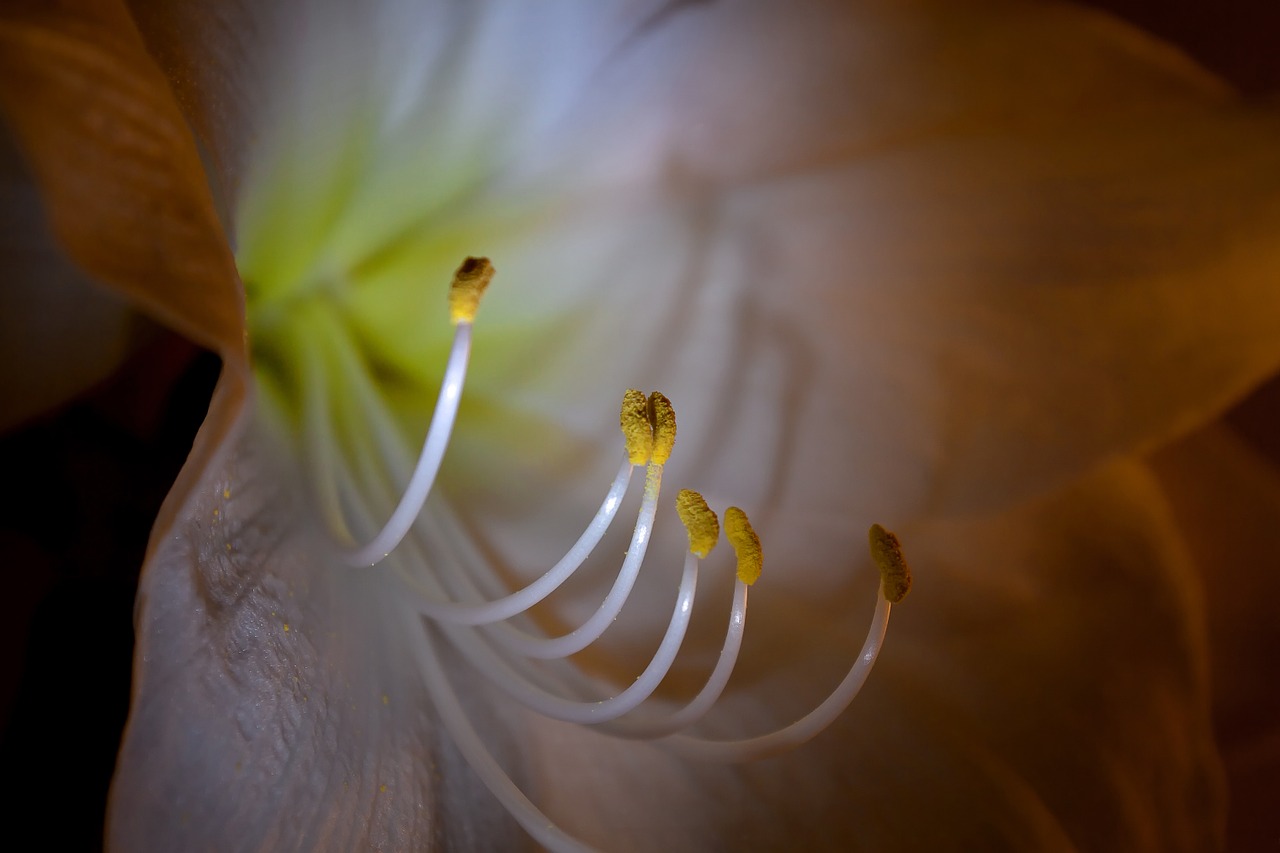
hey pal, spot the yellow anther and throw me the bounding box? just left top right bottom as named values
left=675, top=489, right=719, bottom=558
left=448, top=256, right=495, bottom=324
left=647, top=392, right=676, bottom=465
left=620, top=389, right=654, bottom=465
left=868, top=524, right=912, bottom=603
left=725, top=507, right=762, bottom=585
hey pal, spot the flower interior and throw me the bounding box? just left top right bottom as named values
left=242, top=245, right=912, bottom=850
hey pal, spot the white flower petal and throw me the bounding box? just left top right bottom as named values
left=436, top=460, right=1224, bottom=851
left=125, top=0, right=1280, bottom=532
left=486, top=0, right=1280, bottom=523
left=112, top=384, right=1224, bottom=851
left=80, top=2, right=1276, bottom=850
left=110, top=406, right=528, bottom=850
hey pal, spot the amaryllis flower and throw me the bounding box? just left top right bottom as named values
left=3, top=0, right=1280, bottom=849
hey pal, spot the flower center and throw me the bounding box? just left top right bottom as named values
left=252, top=252, right=915, bottom=851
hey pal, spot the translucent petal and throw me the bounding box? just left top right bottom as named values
left=476, top=461, right=1224, bottom=851
left=55, top=1, right=1276, bottom=849
left=471, top=0, right=1280, bottom=525
left=0, top=124, right=138, bottom=431
left=0, top=0, right=243, bottom=361
left=102, top=0, right=1280, bottom=534
left=109, top=406, right=526, bottom=850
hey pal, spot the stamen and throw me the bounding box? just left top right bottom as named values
left=400, top=458, right=634, bottom=626
left=600, top=500, right=745, bottom=740
left=301, top=242, right=909, bottom=848
left=725, top=507, right=762, bottom=585
left=448, top=256, right=495, bottom=325
left=620, top=388, right=653, bottom=465
left=675, top=489, right=719, bottom=558
left=416, top=626, right=597, bottom=853
left=487, top=460, right=664, bottom=660
left=869, top=523, right=913, bottom=603
left=337, top=258, right=490, bottom=567
left=661, top=522, right=909, bottom=762
left=441, top=547, right=699, bottom=724
left=648, top=391, right=677, bottom=464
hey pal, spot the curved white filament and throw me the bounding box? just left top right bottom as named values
left=340, top=322, right=473, bottom=567
left=601, top=579, right=749, bottom=739
left=661, top=593, right=893, bottom=761
left=484, top=463, right=664, bottom=660
left=304, top=312, right=902, bottom=850
left=443, top=551, right=699, bottom=724
left=401, top=459, right=634, bottom=625
left=417, top=625, right=599, bottom=853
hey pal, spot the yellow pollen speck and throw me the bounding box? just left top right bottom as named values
left=224, top=543, right=232, bottom=552
left=647, top=392, right=676, bottom=464
left=212, top=508, right=219, bottom=518
left=620, top=389, right=653, bottom=465
left=448, top=256, right=495, bottom=324
left=222, top=487, right=231, bottom=499
left=725, top=507, right=762, bottom=585
left=382, top=694, right=390, bottom=706
left=283, top=624, right=290, bottom=632
left=675, top=489, right=719, bottom=558
left=868, top=524, right=912, bottom=603
left=380, top=784, right=388, bottom=793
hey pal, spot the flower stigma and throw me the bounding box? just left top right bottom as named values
left=254, top=256, right=912, bottom=851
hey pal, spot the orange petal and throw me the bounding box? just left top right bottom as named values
left=0, top=0, right=244, bottom=363
left=1151, top=422, right=1280, bottom=852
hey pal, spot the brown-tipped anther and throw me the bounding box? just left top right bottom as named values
left=647, top=391, right=676, bottom=464
left=868, top=524, right=912, bottom=603
left=448, top=256, right=495, bottom=324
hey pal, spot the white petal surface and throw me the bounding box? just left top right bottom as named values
left=113, top=404, right=1224, bottom=850
left=522, top=459, right=1222, bottom=851
left=91, top=1, right=1280, bottom=851
left=109, top=406, right=526, bottom=851
left=467, top=0, right=1280, bottom=526
left=123, top=1, right=1280, bottom=527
